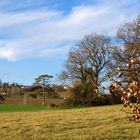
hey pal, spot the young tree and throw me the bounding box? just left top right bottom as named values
left=34, top=74, right=53, bottom=106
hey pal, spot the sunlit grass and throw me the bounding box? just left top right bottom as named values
left=0, top=105, right=140, bottom=140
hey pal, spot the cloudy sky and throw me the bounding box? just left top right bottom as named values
left=0, top=0, right=139, bottom=85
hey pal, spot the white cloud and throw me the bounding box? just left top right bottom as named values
left=0, top=0, right=139, bottom=61
left=0, top=47, right=17, bottom=61
left=0, top=10, right=59, bottom=28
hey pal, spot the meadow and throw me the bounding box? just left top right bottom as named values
left=0, top=104, right=140, bottom=140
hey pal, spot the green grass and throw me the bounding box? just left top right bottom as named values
left=0, top=104, right=86, bottom=112
left=0, top=104, right=140, bottom=140
left=0, top=104, right=47, bottom=112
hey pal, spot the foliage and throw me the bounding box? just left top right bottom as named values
left=34, top=74, right=53, bottom=87
left=29, top=92, right=38, bottom=98
left=65, top=83, right=121, bottom=106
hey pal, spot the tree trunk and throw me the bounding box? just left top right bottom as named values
left=42, top=79, right=46, bottom=106
left=42, top=91, right=45, bottom=106
left=23, top=92, right=27, bottom=105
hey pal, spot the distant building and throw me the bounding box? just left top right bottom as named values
left=0, top=92, right=8, bottom=95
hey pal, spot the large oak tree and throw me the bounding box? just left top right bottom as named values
left=59, top=34, right=111, bottom=103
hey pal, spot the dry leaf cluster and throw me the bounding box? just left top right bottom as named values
left=109, top=49, right=140, bottom=122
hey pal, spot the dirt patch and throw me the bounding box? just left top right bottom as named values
left=2, top=98, right=65, bottom=105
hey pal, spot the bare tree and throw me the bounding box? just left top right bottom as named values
left=80, top=34, right=111, bottom=86
left=59, top=33, right=111, bottom=100
left=117, top=15, right=140, bottom=53
left=114, top=16, right=140, bottom=65
left=108, top=15, right=140, bottom=84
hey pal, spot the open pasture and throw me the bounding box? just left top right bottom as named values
left=0, top=105, right=140, bottom=140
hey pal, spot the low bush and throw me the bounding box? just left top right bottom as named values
left=65, top=94, right=122, bottom=106
left=0, top=95, right=5, bottom=103
left=29, top=92, right=38, bottom=98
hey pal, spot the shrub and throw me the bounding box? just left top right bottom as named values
left=0, top=95, right=5, bottom=103
left=64, top=84, right=121, bottom=106
left=29, top=92, right=38, bottom=98
left=49, top=103, right=56, bottom=108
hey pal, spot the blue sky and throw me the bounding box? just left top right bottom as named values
left=0, top=0, right=139, bottom=85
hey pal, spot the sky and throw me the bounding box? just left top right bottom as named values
left=0, top=0, right=139, bottom=85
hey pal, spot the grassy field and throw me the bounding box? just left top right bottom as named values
left=0, top=104, right=140, bottom=140
left=0, top=104, right=84, bottom=112
left=0, top=104, right=47, bottom=112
